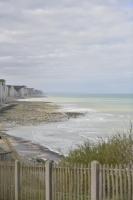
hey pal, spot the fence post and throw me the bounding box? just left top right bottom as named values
left=45, top=160, right=53, bottom=200
left=15, top=160, right=20, bottom=200
left=91, top=161, right=100, bottom=200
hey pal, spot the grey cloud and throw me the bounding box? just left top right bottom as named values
left=0, top=0, right=133, bottom=93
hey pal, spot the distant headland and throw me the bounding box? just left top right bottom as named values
left=0, top=79, right=43, bottom=106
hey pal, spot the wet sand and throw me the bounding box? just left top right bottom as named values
left=3, top=133, right=63, bottom=162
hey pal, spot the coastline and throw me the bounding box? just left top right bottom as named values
left=3, top=133, right=63, bottom=162
left=0, top=99, right=85, bottom=162
left=0, top=100, right=84, bottom=127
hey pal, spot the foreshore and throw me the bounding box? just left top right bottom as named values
left=0, top=99, right=84, bottom=162
left=3, top=133, right=63, bottom=162
left=0, top=100, right=84, bottom=127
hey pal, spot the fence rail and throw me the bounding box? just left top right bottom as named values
left=0, top=160, right=133, bottom=200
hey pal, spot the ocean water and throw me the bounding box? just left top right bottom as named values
left=8, top=94, right=133, bottom=155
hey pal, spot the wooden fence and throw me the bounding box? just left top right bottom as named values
left=0, top=160, right=133, bottom=200
left=0, top=161, right=15, bottom=200
left=99, top=163, right=133, bottom=200
left=0, top=152, right=13, bottom=161
left=51, top=163, right=91, bottom=200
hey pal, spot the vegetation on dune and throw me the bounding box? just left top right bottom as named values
left=0, top=79, right=5, bottom=83
left=64, top=124, right=133, bottom=165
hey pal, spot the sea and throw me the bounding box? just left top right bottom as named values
left=7, top=94, right=133, bottom=155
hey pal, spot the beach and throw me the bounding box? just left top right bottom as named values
left=1, top=94, right=133, bottom=160
left=6, top=95, right=133, bottom=155
left=0, top=100, right=85, bottom=127
left=0, top=99, right=84, bottom=161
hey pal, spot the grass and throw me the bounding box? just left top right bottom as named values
left=64, top=124, right=133, bottom=165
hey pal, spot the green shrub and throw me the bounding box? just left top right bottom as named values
left=64, top=124, right=133, bottom=165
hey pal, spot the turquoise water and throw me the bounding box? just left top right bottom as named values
left=8, top=94, right=133, bottom=154
left=47, top=94, right=133, bottom=113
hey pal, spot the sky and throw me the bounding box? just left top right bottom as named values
left=0, top=0, right=133, bottom=94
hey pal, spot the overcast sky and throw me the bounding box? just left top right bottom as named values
left=0, top=0, right=133, bottom=94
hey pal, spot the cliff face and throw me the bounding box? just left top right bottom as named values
left=0, top=81, right=7, bottom=105
left=0, top=84, right=2, bottom=105
left=0, top=79, right=43, bottom=106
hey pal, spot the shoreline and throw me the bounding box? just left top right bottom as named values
left=4, top=133, right=63, bottom=162
left=0, top=100, right=85, bottom=127
left=0, top=99, right=85, bottom=162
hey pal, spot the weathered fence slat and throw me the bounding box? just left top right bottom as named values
left=91, top=161, right=100, bottom=200
left=15, top=160, right=20, bottom=200
left=45, top=160, right=53, bottom=200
